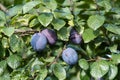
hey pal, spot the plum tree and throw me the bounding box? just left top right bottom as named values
left=41, top=29, right=57, bottom=45
left=70, top=28, right=82, bottom=44
left=1, top=0, right=120, bottom=79
left=62, top=47, right=78, bottom=65
left=31, top=33, right=47, bottom=51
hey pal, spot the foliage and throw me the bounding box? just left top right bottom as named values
left=0, top=0, right=120, bottom=80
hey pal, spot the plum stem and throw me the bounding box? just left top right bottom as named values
left=47, top=45, right=66, bottom=67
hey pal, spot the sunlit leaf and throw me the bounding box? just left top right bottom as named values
left=105, top=24, right=120, bottom=35
left=43, top=0, right=57, bottom=10
left=23, top=1, right=41, bottom=14
left=53, top=64, right=66, bottom=80
left=79, top=59, right=89, bottom=70
left=7, top=55, right=21, bottom=69
left=58, top=27, right=70, bottom=41
left=52, top=19, right=66, bottom=31
left=87, top=15, right=105, bottom=30
left=38, top=13, right=53, bottom=27
left=1, top=27, right=14, bottom=37
left=108, top=64, right=118, bottom=79
left=111, top=54, right=120, bottom=64
left=90, top=60, right=109, bottom=79
left=82, top=28, right=99, bottom=43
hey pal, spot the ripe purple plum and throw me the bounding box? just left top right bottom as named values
left=41, top=29, right=57, bottom=45
left=62, top=48, right=78, bottom=65
left=31, top=33, right=47, bottom=51
left=70, top=28, right=82, bottom=44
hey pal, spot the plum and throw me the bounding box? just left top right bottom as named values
left=62, top=48, right=78, bottom=65
left=31, top=33, right=47, bottom=51
left=41, top=29, right=57, bottom=45
left=70, top=28, right=82, bottom=44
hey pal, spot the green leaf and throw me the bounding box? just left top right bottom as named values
left=7, top=55, right=21, bottom=69
left=87, top=15, right=105, bottom=30
left=53, top=64, right=66, bottom=80
left=97, top=0, right=112, bottom=12
left=108, top=64, right=118, bottom=80
left=7, top=5, right=22, bottom=17
left=2, top=27, right=14, bottom=37
left=2, top=37, right=9, bottom=48
left=29, top=18, right=39, bottom=27
left=23, top=1, right=41, bottom=14
left=82, top=28, right=99, bottom=43
left=52, top=19, right=66, bottom=31
left=58, top=27, right=70, bottom=41
left=80, top=70, right=90, bottom=80
left=0, top=60, right=7, bottom=76
left=35, top=66, right=48, bottom=80
left=86, top=43, right=95, bottom=57
left=62, top=7, right=73, bottom=20
left=0, top=72, right=10, bottom=80
left=111, top=54, right=120, bottom=64
left=54, top=8, right=73, bottom=19
left=9, top=34, right=20, bottom=52
left=104, top=24, right=120, bottom=35
left=78, top=59, right=89, bottom=70
left=0, top=11, right=6, bottom=26
left=43, top=0, right=57, bottom=10
left=38, top=13, right=53, bottom=27
left=43, top=57, right=55, bottom=63
left=108, top=44, right=118, bottom=53
left=90, top=60, right=109, bottom=79
left=17, top=14, right=35, bottom=26
left=31, top=58, right=44, bottom=72
left=11, top=73, right=28, bottom=80
left=0, top=42, right=5, bottom=57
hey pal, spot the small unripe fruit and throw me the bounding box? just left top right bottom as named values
left=62, top=48, right=78, bottom=65
left=41, top=29, right=57, bottom=45
left=31, top=33, right=47, bottom=51
left=70, top=28, right=82, bottom=44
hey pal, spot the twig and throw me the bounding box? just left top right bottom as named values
left=0, top=3, right=7, bottom=12
left=87, top=57, right=112, bottom=62
left=47, top=45, right=66, bottom=66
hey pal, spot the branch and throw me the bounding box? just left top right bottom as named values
left=14, top=29, right=39, bottom=34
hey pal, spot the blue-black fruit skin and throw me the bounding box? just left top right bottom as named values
left=41, top=29, right=57, bottom=45
left=31, top=33, right=47, bottom=51
left=62, top=48, right=78, bottom=65
left=70, top=28, right=82, bottom=44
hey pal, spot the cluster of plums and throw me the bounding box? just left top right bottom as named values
left=31, top=28, right=82, bottom=65
left=31, top=29, right=57, bottom=51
